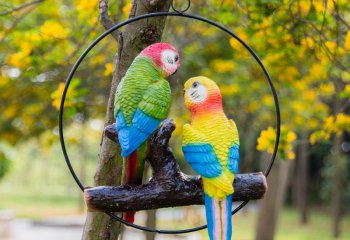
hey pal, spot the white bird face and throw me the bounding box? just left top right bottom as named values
left=186, top=81, right=208, bottom=103
left=161, top=49, right=180, bottom=77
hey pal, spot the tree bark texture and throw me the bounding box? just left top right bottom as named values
left=255, top=159, right=291, bottom=240
left=145, top=210, right=156, bottom=240
left=332, top=135, right=343, bottom=238
left=331, top=76, right=345, bottom=239
left=296, top=132, right=309, bottom=225
left=82, top=1, right=172, bottom=239
left=85, top=120, right=268, bottom=212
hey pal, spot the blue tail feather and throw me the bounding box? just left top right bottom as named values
left=116, top=109, right=160, bottom=157
left=204, top=194, right=233, bottom=240
left=205, top=194, right=215, bottom=240
left=226, top=195, right=233, bottom=240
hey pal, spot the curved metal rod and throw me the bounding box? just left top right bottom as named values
left=171, top=0, right=191, bottom=13
left=59, top=11, right=280, bottom=234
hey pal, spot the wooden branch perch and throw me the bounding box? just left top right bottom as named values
left=85, top=119, right=267, bottom=212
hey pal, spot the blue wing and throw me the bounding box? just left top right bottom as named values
left=227, top=144, right=239, bottom=173
left=182, top=144, right=222, bottom=178
left=116, top=109, right=160, bottom=157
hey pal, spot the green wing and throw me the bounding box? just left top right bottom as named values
left=138, top=79, right=171, bottom=119
left=114, top=57, right=162, bottom=124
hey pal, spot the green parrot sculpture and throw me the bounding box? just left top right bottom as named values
left=114, top=43, right=180, bottom=223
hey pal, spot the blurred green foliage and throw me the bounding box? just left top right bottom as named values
left=0, top=152, right=10, bottom=181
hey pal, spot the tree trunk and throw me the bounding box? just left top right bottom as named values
left=332, top=135, right=342, bottom=238
left=79, top=129, right=88, bottom=213
left=331, top=76, right=345, bottom=239
left=255, top=158, right=291, bottom=240
left=82, top=1, right=172, bottom=239
left=145, top=210, right=156, bottom=240
left=143, top=163, right=156, bottom=240
left=296, top=132, right=309, bottom=224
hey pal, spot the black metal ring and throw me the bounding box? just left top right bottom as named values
left=170, top=0, right=191, bottom=14
left=59, top=12, right=280, bottom=234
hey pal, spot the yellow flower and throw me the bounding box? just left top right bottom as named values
left=263, top=52, right=284, bottom=66
left=287, top=131, right=297, bottom=142
left=325, top=41, right=337, bottom=53
left=20, top=41, right=33, bottom=55
left=305, top=90, right=317, bottom=101
left=257, top=127, right=275, bottom=152
left=220, top=84, right=239, bottom=96
left=342, top=71, right=350, bottom=82
left=257, top=125, right=296, bottom=160
left=343, top=84, right=350, bottom=95
left=76, top=0, right=99, bottom=12
left=301, top=37, right=314, bottom=49
left=210, top=59, right=236, bottom=73
left=345, top=31, right=350, bottom=51
left=6, top=52, right=31, bottom=69
left=4, top=107, right=17, bottom=118
left=290, top=0, right=311, bottom=17
left=123, top=3, right=132, bottom=17
left=0, top=75, right=9, bottom=86
left=309, top=134, right=316, bottom=145
left=287, top=151, right=296, bottom=160
left=292, top=102, right=304, bottom=112
left=247, top=102, right=258, bottom=113
left=313, top=2, right=324, bottom=13
left=229, top=30, right=248, bottom=50
left=295, top=81, right=307, bottom=91
left=335, top=113, right=350, bottom=131
left=307, top=118, right=319, bottom=129
left=202, top=68, right=213, bottom=78
left=51, top=83, right=65, bottom=109
left=40, top=21, right=69, bottom=40
left=281, top=66, right=299, bottom=82
left=51, top=82, right=77, bottom=110
left=262, top=95, right=273, bottom=106
left=299, top=1, right=311, bottom=15
left=309, top=63, right=327, bottom=80
left=104, top=63, right=114, bottom=77
left=320, top=83, right=334, bottom=96
left=222, top=0, right=235, bottom=8
left=323, top=116, right=334, bottom=129
left=92, top=54, right=105, bottom=65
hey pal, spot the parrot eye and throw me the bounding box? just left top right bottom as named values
left=192, top=81, right=199, bottom=88
left=175, top=55, right=179, bottom=62
left=167, top=57, right=174, bottom=64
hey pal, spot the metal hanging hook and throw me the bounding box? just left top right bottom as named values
left=171, top=0, right=191, bottom=14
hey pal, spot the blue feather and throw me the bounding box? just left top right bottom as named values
left=228, top=144, right=239, bottom=174
left=205, top=194, right=215, bottom=240
left=182, top=144, right=222, bottom=178
left=204, top=194, right=233, bottom=240
left=226, top=194, right=233, bottom=239
left=116, top=109, right=160, bottom=157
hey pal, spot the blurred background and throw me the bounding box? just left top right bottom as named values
left=0, top=0, right=350, bottom=239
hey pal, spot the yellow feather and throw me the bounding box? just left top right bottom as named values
left=183, top=76, right=240, bottom=199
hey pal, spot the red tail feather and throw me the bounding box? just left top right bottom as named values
left=123, top=212, right=135, bottom=223
left=123, top=150, right=138, bottom=223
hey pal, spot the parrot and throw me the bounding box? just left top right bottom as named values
left=182, top=76, right=239, bottom=240
left=114, top=43, right=180, bottom=223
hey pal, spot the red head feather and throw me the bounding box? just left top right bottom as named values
left=139, top=43, right=180, bottom=77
